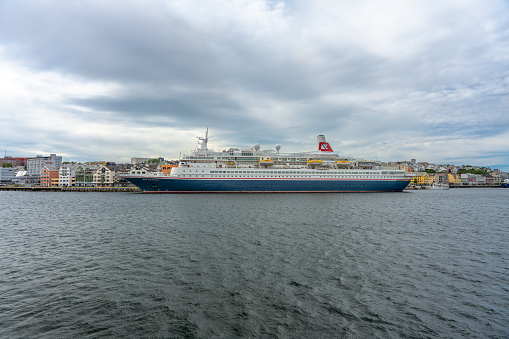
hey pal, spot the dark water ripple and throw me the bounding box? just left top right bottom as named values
left=1, top=189, right=508, bottom=338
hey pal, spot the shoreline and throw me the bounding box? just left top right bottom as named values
left=1, top=185, right=505, bottom=192
left=0, top=186, right=142, bottom=192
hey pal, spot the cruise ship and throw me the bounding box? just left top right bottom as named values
left=122, top=129, right=411, bottom=193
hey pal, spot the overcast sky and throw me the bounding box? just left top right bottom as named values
left=0, top=0, right=508, bottom=169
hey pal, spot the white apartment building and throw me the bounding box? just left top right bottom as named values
left=93, top=165, right=117, bottom=187
left=129, top=166, right=149, bottom=175
left=59, top=164, right=78, bottom=187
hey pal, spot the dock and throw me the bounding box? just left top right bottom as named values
left=0, top=186, right=142, bottom=193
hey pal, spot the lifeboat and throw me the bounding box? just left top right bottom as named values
left=336, top=160, right=349, bottom=167
left=259, top=158, right=274, bottom=166
left=307, top=159, right=323, bottom=168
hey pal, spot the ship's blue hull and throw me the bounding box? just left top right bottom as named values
left=124, top=176, right=411, bottom=193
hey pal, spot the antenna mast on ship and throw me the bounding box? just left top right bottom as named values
left=197, top=127, right=209, bottom=151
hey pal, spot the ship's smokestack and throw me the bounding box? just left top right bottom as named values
left=317, top=135, right=326, bottom=148
left=317, top=135, right=333, bottom=152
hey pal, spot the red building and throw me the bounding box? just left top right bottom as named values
left=40, top=166, right=59, bottom=187
left=0, top=156, right=28, bottom=167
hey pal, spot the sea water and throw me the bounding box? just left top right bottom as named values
left=1, top=189, right=508, bottom=338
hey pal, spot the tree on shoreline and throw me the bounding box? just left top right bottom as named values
left=457, top=168, right=489, bottom=175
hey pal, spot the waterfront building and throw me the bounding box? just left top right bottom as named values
left=93, top=165, right=117, bottom=187
left=412, top=172, right=433, bottom=186
left=11, top=170, right=27, bottom=186
left=435, top=173, right=449, bottom=185
left=75, top=165, right=99, bottom=187
left=475, top=174, right=486, bottom=186
left=59, top=164, right=79, bottom=187
left=486, top=175, right=494, bottom=186
left=0, top=167, right=15, bottom=185
left=40, top=166, right=59, bottom=187
left=27, top=154, right=62, bottom=177
left=467, top=174, right=477, bottom=185
left=93, top=164, right=133, bottom=187
left=460, top=174, right=469, bottom=186
left=490, top=173, right=501, bottom=185
left=11, top=172, right=40, bottom=186
left=448, top=173, right=461, bottom=186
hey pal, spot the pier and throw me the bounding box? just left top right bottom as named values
left=0, top=186, right=142, bottom=193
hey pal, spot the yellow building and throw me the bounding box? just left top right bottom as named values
left=448, top=173, right=461, bottom=186
left=411, top=172, right=434, bottom=186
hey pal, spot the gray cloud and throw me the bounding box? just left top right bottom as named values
left=0, top=0, right=508, bottom=168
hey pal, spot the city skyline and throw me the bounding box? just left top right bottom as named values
left=0, top=0, right=508, bottom=171
left=1, top=153, right=505, bottom=175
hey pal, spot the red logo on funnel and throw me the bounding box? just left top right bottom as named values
left=319, top=142, right=333, bottom=152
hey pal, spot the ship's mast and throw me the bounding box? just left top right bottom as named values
left=197, top=127, right=209, bottom=151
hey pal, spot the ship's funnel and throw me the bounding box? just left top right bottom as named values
left=317, top=135, right=333, bottom=152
